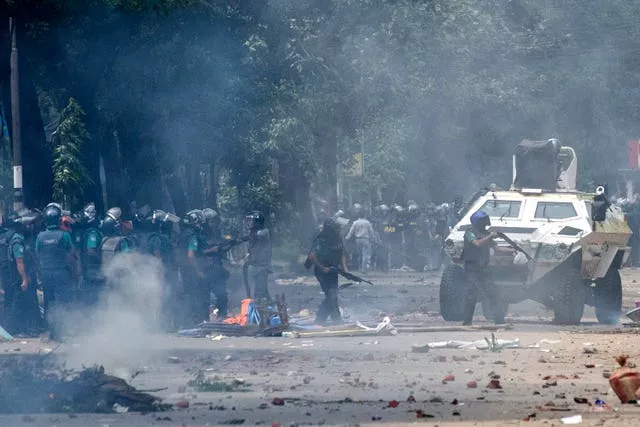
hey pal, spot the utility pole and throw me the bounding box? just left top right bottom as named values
left=9, top=17, right=23, bottom=212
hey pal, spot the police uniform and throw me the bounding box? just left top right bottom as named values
left=7, top=232, right=41, bottom=336
left=36, top=226, right=74, bottom=336
left=461, top=228, right=502, bottom=325
left=81, top=226, right=103, bottom=306
left=311, top=233, right=344, bottom=324
left=247, top=228, right=272, bottom=300
left=186, top=232, right=215, bottom=323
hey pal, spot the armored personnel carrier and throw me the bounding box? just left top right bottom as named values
left=440, top=139, right=632, bottom=325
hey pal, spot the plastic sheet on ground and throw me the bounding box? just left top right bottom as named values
left=286, top=317, right=397, bottom=338
left=418, top=338, right=560, bottom=351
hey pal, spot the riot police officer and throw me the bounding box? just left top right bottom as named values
left=307, top=218, right=348, bottom=324
left=245, top=211, right=272, bottom=300
left=402, top=201, right=425, bottom=271
left=5, top=211, right=42, bottom=336
left=146, top=209, right=180, bottom=328
left=461, top=211, right=504, bottom=326
left=100, top=207, right=132, bottom=267
left=200, top=208, right=233, bottom=321
left=77, top=203, right=103, bottom=306
left=388, top=204, right=405, bottom=269
left=184, top=209, right=210, bottom=324
left=36, top=203, right=76, bottom=339
left=372, top=204, right=390, bottom=271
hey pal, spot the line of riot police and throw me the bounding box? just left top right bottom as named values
left=333, top=201, right=456, bottom=273
left=0, top=202, right=271, bottom=339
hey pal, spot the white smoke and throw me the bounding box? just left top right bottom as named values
left=60, top=252, right=166, bottom=376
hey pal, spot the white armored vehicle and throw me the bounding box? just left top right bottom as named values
left=440, top=139, right=632, bottom=325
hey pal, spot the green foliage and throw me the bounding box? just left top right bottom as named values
left=9, top=0, right=640, bottom=244
left=51, top=98, right=92, bottom=209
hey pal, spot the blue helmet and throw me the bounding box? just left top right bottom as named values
left=470, top=210, right=490, bottom=230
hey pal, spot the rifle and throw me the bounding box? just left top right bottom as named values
left=201, top=235, right=249, bottom=257
left=328, top=266, right=374, bottom=286
left=489, top=229, right=533, bottom=262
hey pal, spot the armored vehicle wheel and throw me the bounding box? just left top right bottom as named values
left=594, top=269, right=622, bottom=325
left=440, top=264, right=472, bottom=321
left=553, top=267, right=586, bottom=325
left=481, top=299, right=509, bottom=323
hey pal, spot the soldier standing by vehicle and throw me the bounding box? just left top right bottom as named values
left=36, top=204, right=77, bottom=340
left=5, top=211, right=42, bottom=337
left=461, top=210, right=505, bottom=326
left=307, top=218, right=348, bottom=325
left=245, top=211, right=272, bottom=300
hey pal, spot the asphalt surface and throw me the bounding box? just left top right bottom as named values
left=2, top=268, right=640, bottom=426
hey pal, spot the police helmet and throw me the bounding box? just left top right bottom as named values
left=470, top=210, right=491, bottom=231
left=425, top=202, right=436, bottom=213
left=393, top=204, right=404, bottom=214
left=83, top=202, right=97, bottom=223
left=183, top=209, right=205, bottom=228
left=322, top=218, right=341, bottom=235
left=44, top=203, right=63, bottom=229
left=101, top=207, right=122, bottom=235
left=375, top=204, right=389, bottom=217
left=134, top=204, right=152, bottom=225
left=246, top=211, right=265, bottom=230
left=407, top=201, right=419, bottom=213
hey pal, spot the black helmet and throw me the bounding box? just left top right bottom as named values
left=183, top=209, right=205, bottom=228
left=350, top=203, right=363, bottom=218
left=322, top=218, right=341, bottom=235
left=134, top=204, right=152, bottom=225
left=246, top=211, right=265, bottom=230
left=101, top=207, right=122, bottom=235
left=44, top=203, right=63, bottom=229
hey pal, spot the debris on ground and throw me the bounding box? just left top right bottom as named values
left=188, top=372, right=251, bottom=393
left=561, top=414, right=583, bottom=424
left=609, top=354, right=640, bottom=403
left=288, top=317, right=397, bottom=338
left=487, top=379, right=503, bottom=389
left=271, top=398, right=285, bottom=406
left=0, top=358, right=168, bottom=414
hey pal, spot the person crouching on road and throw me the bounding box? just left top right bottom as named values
left=307, top=218, right=348, bottom=325
left=461, top=210, right=506, bottom=326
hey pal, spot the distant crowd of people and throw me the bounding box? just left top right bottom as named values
left=314, top=200, right=459, bottom=274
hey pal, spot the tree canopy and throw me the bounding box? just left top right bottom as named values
left=1, top=0, right=638, bottom=242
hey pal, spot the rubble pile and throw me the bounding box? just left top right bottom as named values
left=0, top=358, right=169, bottom=414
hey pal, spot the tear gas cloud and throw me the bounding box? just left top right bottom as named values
left=57, top=253, right=166, bottom=375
